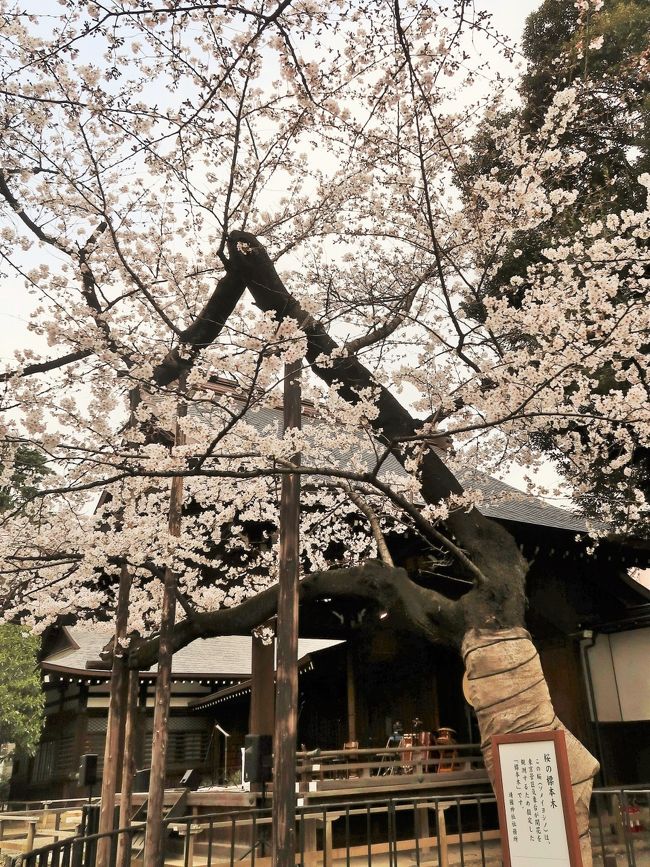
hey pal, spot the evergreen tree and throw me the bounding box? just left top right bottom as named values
left=460, top=0, right=650, bottom=521
left=520, top=0, right=650, bottom=210
left=0, top=448, right=49, bottom=758
left=0, top=625, right=44, bottom=757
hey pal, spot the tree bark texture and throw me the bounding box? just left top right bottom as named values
left=463, top=627, right=599, bottom=867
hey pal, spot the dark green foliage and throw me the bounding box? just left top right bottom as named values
left=0, top=625, right=44, bottom=756
left=0, top=449, right=49, bottom=757
left=520, top=0, right=650, bottom=210
left=459, top=0, right=650, bottom=529
left=0, top=446, right=51, bottom=512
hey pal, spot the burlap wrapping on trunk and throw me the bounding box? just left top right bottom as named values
left=462, top=627, right=599, bottom=867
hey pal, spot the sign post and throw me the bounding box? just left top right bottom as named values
left=492, top=730, right=583, bottom=867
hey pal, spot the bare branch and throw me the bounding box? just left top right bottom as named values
left=0, top=349, right=94, bottom=383
left=343, top=486, right=394, bottom=567
left=342, top=268, right=434, bottom=356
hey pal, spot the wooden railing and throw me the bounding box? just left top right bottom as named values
left=296, top=741, right=485, bottom=784
left=4, top=787, right=648, bottom=865
left=1, top=797, right=98, bottom=813
left=4, top=793, right=502, bottom=866
left=0, top=801, right=91, bottom=859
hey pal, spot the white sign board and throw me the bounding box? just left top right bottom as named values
left=492, top=731, right=582, bottom=867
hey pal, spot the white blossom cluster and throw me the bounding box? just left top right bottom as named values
left=0, top=0, right=647, bottom=638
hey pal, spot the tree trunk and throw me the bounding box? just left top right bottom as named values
left=463, top=627, right=599, bottom=866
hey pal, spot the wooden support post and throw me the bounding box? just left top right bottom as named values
left=272, top=359, right=302, bottom=867
left=115, top=667, right=139, bottom=867
left=143, top=567, right=178, bottom=865
left=302, top=816, right=317, bottom=855
left=25, top=819, right=36, bottom=854
left=249, top=632, right=275, bottom=736
left=323, top=817, right=333, bottom=867
left=96, top=564, right=132, bottom=867
left=436, top=803, right=450, bottom=867
left=143, top=402, right=186, bottom=867
left=346, top=644, right=357, bottom=744
left=414, top=805, right=431, bottom=855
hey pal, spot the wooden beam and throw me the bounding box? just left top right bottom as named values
left=272, top=359, right=302, bottom=867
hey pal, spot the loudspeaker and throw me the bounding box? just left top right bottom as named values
left=78, top=753, right=98, bottom=788
left=179, top=768, right=202, bottom=790
left=133, top=767, right=151, bottom=791
left=243, top=734, right=273, bottom=785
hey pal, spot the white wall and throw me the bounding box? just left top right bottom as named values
left=586, top=628, right=650, bottom=722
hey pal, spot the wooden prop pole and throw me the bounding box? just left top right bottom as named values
left=250, top=631, right=275, bottom=737
left=144, top=402, right=186, bottom=867
left=96, top=564, right=132, bottom=867
left=272, top=359, right=302, bottom=867
left=115, top=667, right=139, bottom=867
left=346, top=644, right=357, bottom=744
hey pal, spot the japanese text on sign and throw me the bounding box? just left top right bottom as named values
left=496, top=739, right=573, bottom=866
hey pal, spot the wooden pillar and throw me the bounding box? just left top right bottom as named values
left=72, top=683, right=90, bottom=797
left=143, top=572, right=178, bottom=865
left=143, top=404, right=185, bottom=867
left=115, top=668, right=139, bottom=867
left=97, top=565, right=132, bottom=867
left=136, top=680, right=148, bottom=771
left=346, top=644, right=357, bottom=743
left=272, top=359, right=301, bottom=867
left=249, top=633, right=275, bottom=736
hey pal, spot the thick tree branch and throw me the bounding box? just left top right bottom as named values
left=226, top=230, right=527, bottom=601
left=124, top=559, right=462, bottom=670
left=153, top=261, right=247, bottom=385
left=145, top=228, right=526, bottom=619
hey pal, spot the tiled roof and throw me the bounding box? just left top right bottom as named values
left=189, top=646, right=328, bottom=710
left=458, top=470, right=592, bottom=533
left=189, top=400, right=591, bottom=534
left=43, top=627, right=340, bottom=678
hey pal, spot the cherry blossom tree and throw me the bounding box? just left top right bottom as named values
left=1, top=1, right=649, bottom=860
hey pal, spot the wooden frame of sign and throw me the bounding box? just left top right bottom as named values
left=492, top=730, right=583, bottom=867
